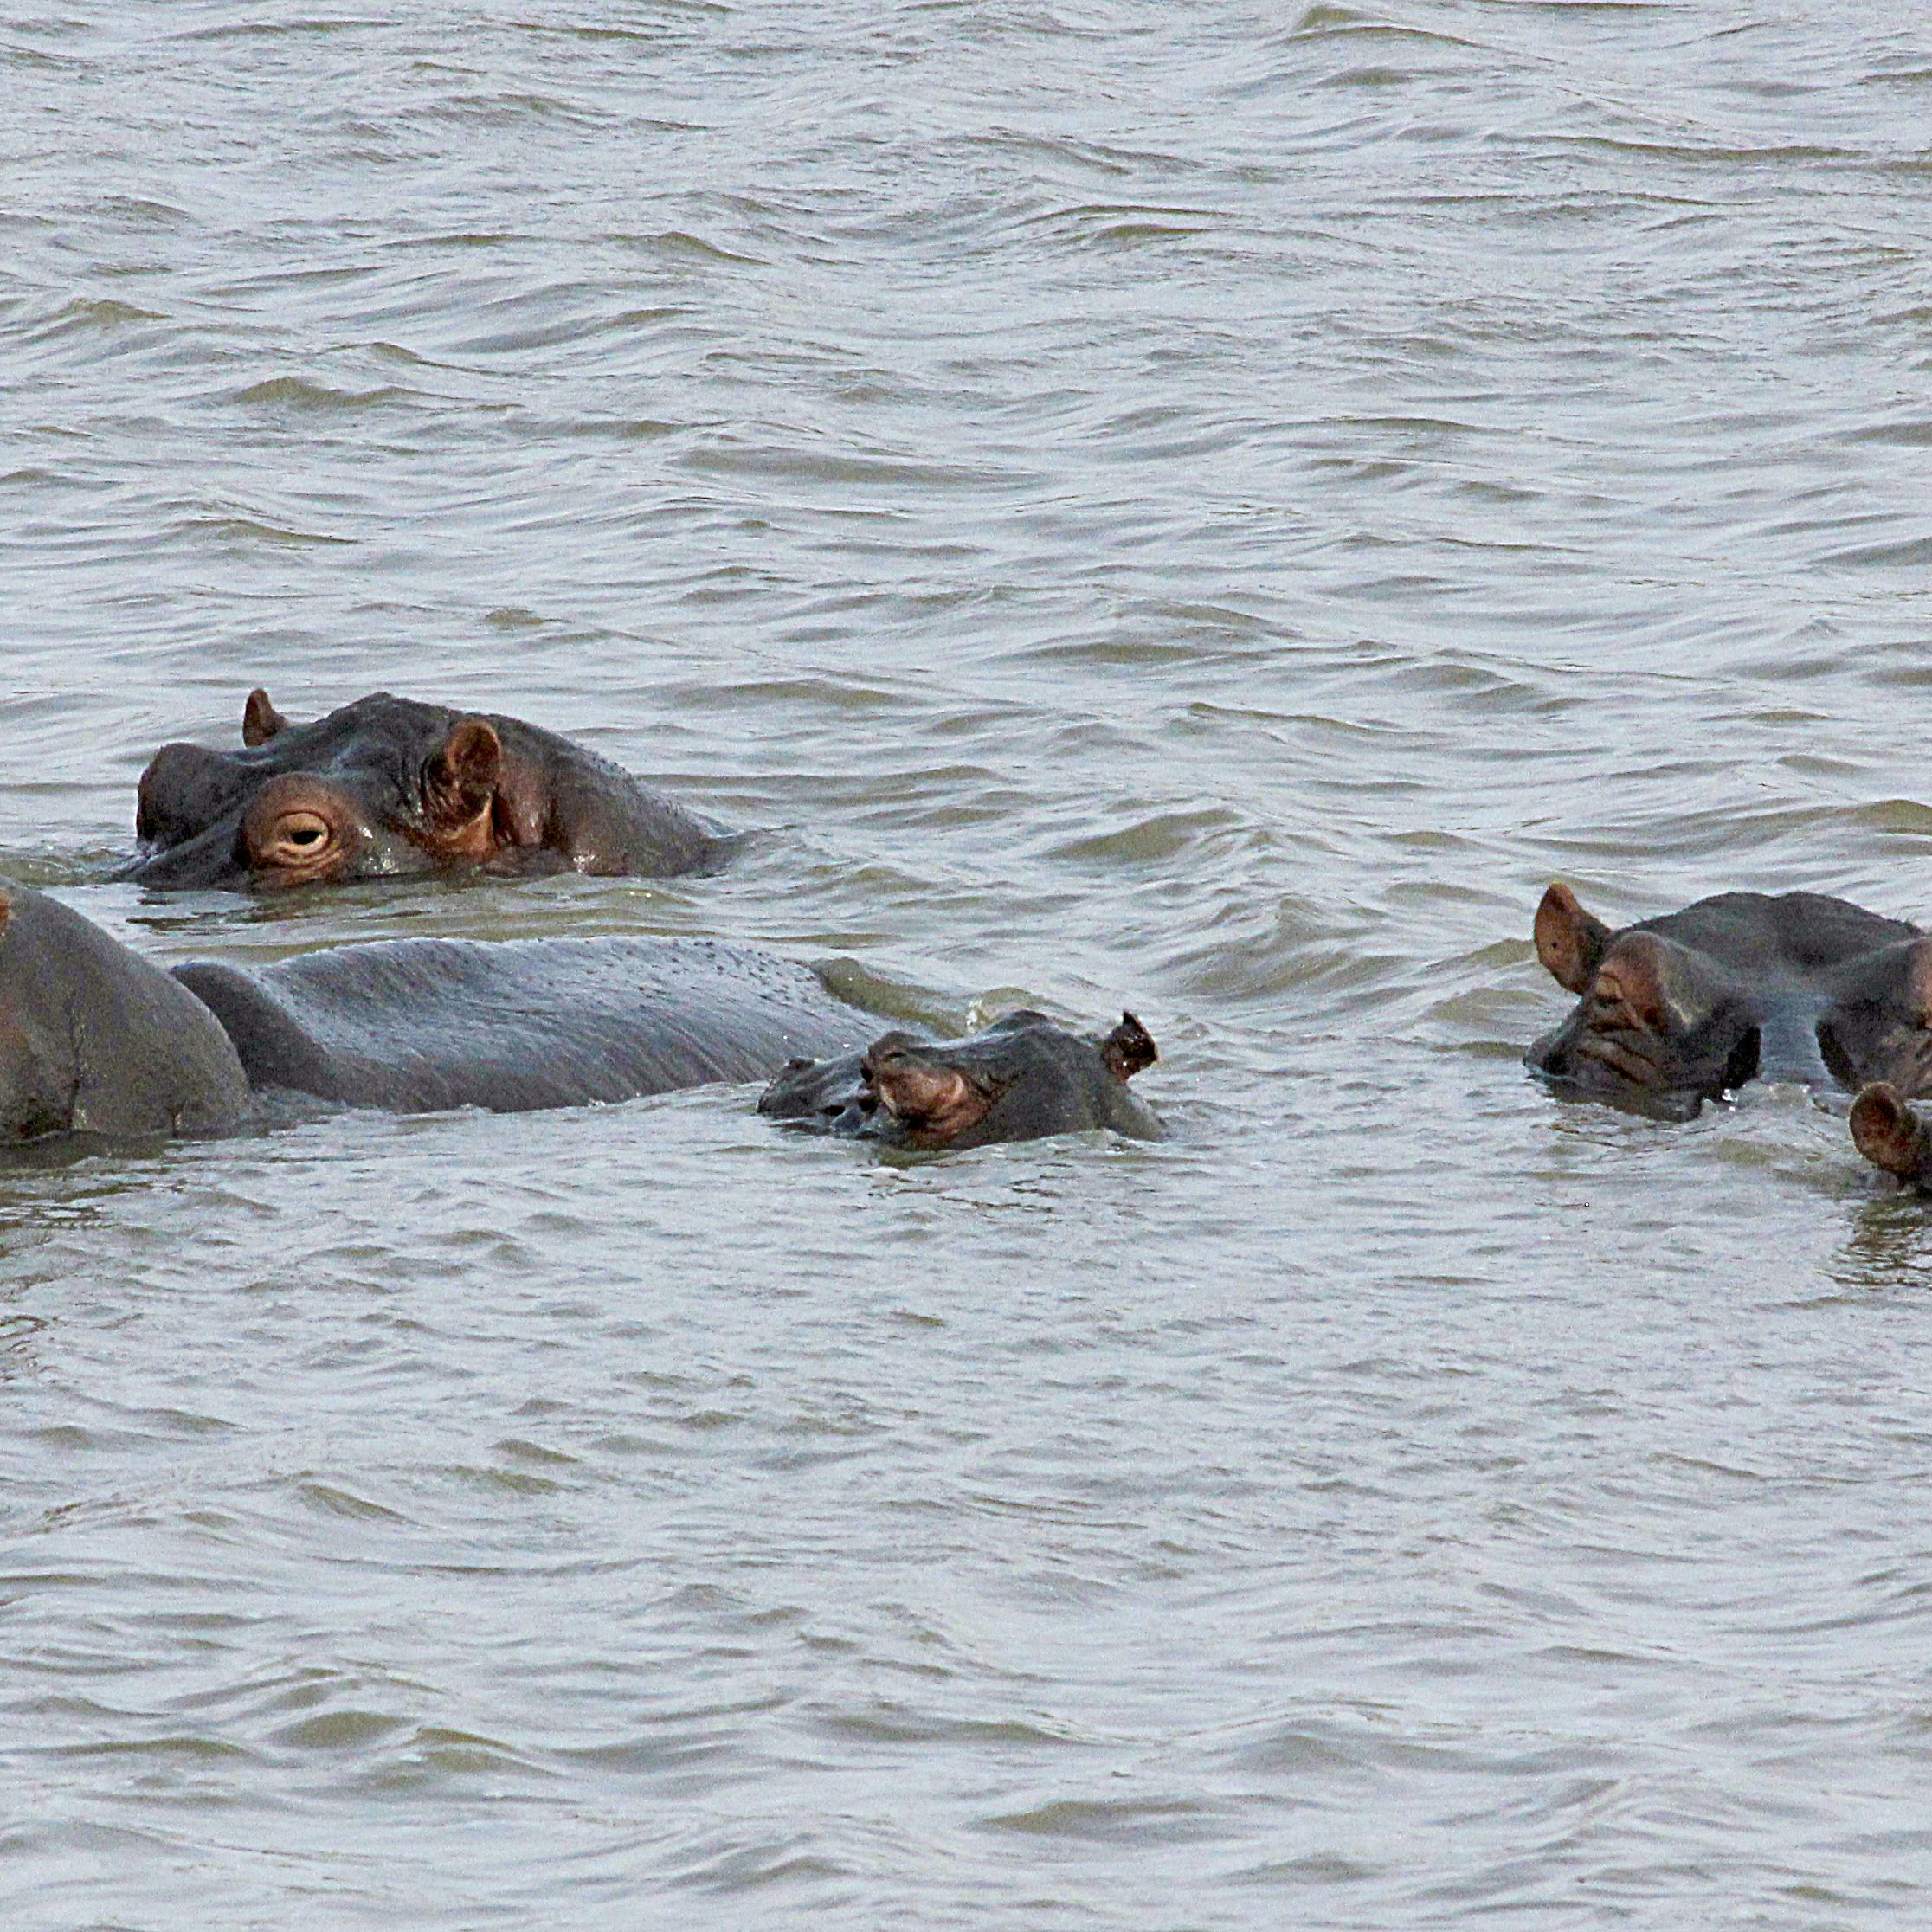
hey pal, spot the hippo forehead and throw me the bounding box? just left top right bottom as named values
left=865, top=1011, right=1105, bottom=1099
left=938, top=1012, right=1092, bottom=1081
left=760, top=1013, right=1063, bottom=1121
left=177, top=695, right=460, bottom=804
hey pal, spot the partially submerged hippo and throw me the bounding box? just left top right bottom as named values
left=1527, top=882, right=1932, bottom=1121
left=0, top=883, right=860, bottom=1140
left=0, top=886, right=252, bottom=1140
left=126, top=689, right=728, bottom=890
left=758, top=1010, right=1162, bottom=1152
left=174, top=937, right=865, bottom=1113
left=0, top=885, right=1158, bottom=1162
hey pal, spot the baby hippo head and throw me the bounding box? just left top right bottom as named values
left=1526, top=884, right=1762, bottom=1117
left=759, top=1010, right=1162, bottom=1153
left=128, top=689, right=531, bottom=891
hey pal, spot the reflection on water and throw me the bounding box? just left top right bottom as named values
left=5, top=0, right=1932, bottom=1924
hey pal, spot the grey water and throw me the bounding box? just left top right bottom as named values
left=4, top=2, right=1932, bottom=1924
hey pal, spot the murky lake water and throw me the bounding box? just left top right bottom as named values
left=5, top=3, right=1932, bottom=1924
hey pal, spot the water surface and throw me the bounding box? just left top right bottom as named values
left=4, top=3, right=1932, bottom=1924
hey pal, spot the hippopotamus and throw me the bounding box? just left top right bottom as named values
left=758, top=1010, right=1162, bottom=1152
left=0, top=885, right=1159, bottom=1161
left=172, top=938, right=866, bottom=1113
left=0, top=885, right=252, bottom=1140
left=1527, top=883, right=1932, bottom=1121
left=0, top=882, right=862, bottom=1139
left=126, top=689, right=728, bottom=890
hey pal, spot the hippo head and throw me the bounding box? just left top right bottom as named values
left=126, top=690, right=541, bottom=891
left=1526, top=885, right=1763, bottom=1118
left=758, top=1010, right=1162, bottom=1153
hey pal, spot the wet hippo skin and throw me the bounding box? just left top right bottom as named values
left=1527, top=883, right=1932, bottom=1135
left=0, top=881, right=864, bottom=1140
left=0, top=886, right=250, bottom=1140
left=759, top=1009, right=1162, bottom=1152
left=127, top=688, right=729, bottom=890
left=175, top=937, right=866, bottom=1114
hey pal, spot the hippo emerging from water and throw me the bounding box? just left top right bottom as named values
left=759, top=1011, right=1161, bottom=1152
left=0, top=885, right=1160, bottom=1159
left=126, top=689, right=728, bottom=890
left=1528, top=885, right=1932, bottom=1178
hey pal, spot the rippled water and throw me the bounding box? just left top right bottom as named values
left=5, top=3, right=1932, bottom=1924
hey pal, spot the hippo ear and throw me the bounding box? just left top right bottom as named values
left=0, top=891, right=10, bottom=942
left=1101, top=1012, right=1157, bottom=1083
left=866, top=1042, right=999, bottom=1144
left=1535, top=883, right=1613, bottom=993
left=242, top=688, right=288, bottom=747
left=1851, top=1082, right=1930, bottom=1182
left=423, top=717, right=502, bottom=827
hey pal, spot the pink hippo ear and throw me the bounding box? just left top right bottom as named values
left=1101, top=1012, right=1157, bottom=1083
left=1535, top=883, right=1613, bottom=994
left=0, top=891, right=11, bottom=942
left=242, top=688, right=289, bottom=747
left=422, top=717, right=503, bottom=836
left=866, top=1041, right=1000, bottom=1146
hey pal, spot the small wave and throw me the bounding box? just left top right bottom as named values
left=1818, top=534, right=1932, bottom=570
left=173, top=517, right=357, bottom=549
left=981, top=1794, right=1235, bottom=1843
left=1288, top=2, right=1474, bottom=46
left=416, top=92, right=611, bottom=130
left=273, top=1710, right=409, bottom=1752
left=18, top=297, right=164, bottom=341
left=229, top=377, right=419, bottom=411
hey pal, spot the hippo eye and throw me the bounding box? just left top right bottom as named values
left=262, top=810, right=335, bottom=863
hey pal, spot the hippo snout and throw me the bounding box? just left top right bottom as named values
left=756, top=1051, right=880, bottom=1137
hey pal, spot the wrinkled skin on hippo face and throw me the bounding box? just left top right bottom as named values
left=758, top=1010, right=1162, bottom=1152
left=1527, top=882, right=1932, bottom=1120
left=126, top=688, right=723, bottom=891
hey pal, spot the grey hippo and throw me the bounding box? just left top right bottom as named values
left=758, top=1012, right=1161, bottom=1152
left=126, top=688, right=730, bottom=890
left=0, top=884, right=1162, bottom=1157
left=1526, top=881, right=1932, bottom=1185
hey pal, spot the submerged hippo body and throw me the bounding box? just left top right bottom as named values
left=127, top=689, right=728, bottom=890
left=0, top=886, right=1152, bottom=1161
left=1527, top=883, right=1932, bottom=1122
left=176, top=938, right=864, bottom=1113
left=759, top=1010, right=1162, bottom=1152
left=0, top=887, right=250, bottom=1139
left=0, top=882, right=862, bottom=1142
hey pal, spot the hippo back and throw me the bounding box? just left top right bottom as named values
left=0, top=883, right=249, bottom=1140
left=174, top=936, right=868, bottom=1114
